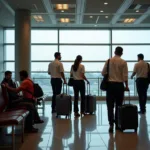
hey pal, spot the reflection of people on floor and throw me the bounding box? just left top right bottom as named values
left=50, top=117, right=72, bottom=150
left=80, top=118, right=86, bottom=150
left=115, top=131, right=138, bottom=150
left=108, top=134, right=115, bottom=150
left=69, top=119, right=80, bottom=150
left=50, top=116, right=63, bottom=150
left=137, top=116, right=150, bottom=149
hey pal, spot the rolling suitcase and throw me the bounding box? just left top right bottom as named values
left=85, top=83, right=96, bottom=115
left=118, top=92, right=138, bottom=132
left=56, top=84, right=72, bottom=119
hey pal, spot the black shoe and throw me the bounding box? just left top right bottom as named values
left=52, top=110, right=56, bottom=113
left=109, top=126, right=114, bottom=133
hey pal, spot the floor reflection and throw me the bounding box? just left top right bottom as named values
left=1, top=102, right=150, bottom=150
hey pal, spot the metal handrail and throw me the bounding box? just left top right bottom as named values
left=32, top=77, right=143, bottom=97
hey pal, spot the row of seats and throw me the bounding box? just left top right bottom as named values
left=0, top=86, right=29, bottom=150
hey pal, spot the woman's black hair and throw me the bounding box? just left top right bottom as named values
left=72, top=55, right=82, bottom=72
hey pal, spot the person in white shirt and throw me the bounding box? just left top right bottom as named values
left=131, top=54, right=149, bottom=114
left=48, top=52, right=66, bottom=113
left=70, top=55, right=89, bottom=117
left=102, top=47, right=129, bottom=133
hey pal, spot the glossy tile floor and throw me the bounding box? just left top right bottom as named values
left=1, top=101, right=150, bottom=150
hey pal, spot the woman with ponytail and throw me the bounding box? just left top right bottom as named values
left=70, top=55, right=89, bottom=117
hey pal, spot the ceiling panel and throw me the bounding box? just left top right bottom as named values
left=85, top=0, right=124, bottom=14
left=6, top=0, right=46, bottom=13
left=0, top=1, right=14, bottom=27
left=83, top=15, right=112, bottom=24
left=142, top=15, right=150, bottom=23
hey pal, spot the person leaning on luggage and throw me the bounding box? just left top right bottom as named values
left=48, top=52, right=67, bottom=113
left=70, top=55, right=89, bottom=117
left=102, top=47, right=129, bottom=133
left=131, top=54, right=149, bottom=115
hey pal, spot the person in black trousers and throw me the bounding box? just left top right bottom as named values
left=131, top=54, right=149, bottom=114
left=102, top=47, right=129, bottom=133
left=48, top=52, right=66, bottom=113
left=70, top=55, right=89, bottom=117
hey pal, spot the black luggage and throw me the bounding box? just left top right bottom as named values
left=118, top=92, right=138, bottom=132
left=56, top=84, right=72, bottom=119
left=85, top=84, right=96, bottom=115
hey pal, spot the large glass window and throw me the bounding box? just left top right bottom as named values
left=4, top=30, right=15, bottom=43
left=112, top=30, right=150, bottom=44
left=31, top=30, right=58, bottom=43
left=4, top=29, right=150, bottom=96
left=60, top=30, right=110, bottom=44
left=31, top=45, right=57, bottom=60
left=60, top=46, right=110, bottom=61
left=112, top=45, right=150, bottom=60
left=4, top=45, right=15, bottom=61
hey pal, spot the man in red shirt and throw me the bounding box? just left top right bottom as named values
left=4, top=70, right=43, bottom=133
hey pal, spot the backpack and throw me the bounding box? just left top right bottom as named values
left=27, top=79, right=44, bottom=98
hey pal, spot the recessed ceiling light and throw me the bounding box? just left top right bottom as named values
left=60, top=18, right=70, bottom=23
left=136, top=10, right=139, bottom=13
left=100, top=10, right=104, bottom=13
left=33, top=15, right=44, bottom=22
left=105, top=16, right=109, bottom=18
left=56, top=4, right=69, bottom=10
left=124, top=18, right=136, bottom=23
left=61, top=10, right=64, bottom=13
left=104, top=2, right=108, bottom=5
left=90, top=16, right=93, bottom=18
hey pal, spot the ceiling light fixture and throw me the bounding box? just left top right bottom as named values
left=104, top=2, right=108, bottom=5
left=105, top=16, right=109, bottom=18
left=56, top=4, right=69, bottom=10
left=94, top=25, right=97, bottom=27
left=100, top=10, right=104, bottom=13
left=60, top=18, right=70, bottom=23
left=90, top=16, right=93, bottom=18
left=136, top=10, right=139, bottom=13
left=61, top=10, right=64, bottom=13
left=124, top=18, right=136, bottom=23
left=33, top=15, right=44, bottom=22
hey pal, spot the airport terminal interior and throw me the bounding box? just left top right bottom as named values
left=0, top=0, right=150, bottom=149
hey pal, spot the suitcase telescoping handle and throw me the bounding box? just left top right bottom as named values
left=124, top=91, right=130, bottom=105
left=63, top=83, right=67, bottom=94
left=86, top=82, right=90, bottom=95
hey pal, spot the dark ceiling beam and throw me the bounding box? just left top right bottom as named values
left=110, top=0, right=134, bottom=24
left=76, top=0, right=86, bottom=24
left=41, top=0, right=56, bottom=24
left=134, top=8, right=150, bottom=24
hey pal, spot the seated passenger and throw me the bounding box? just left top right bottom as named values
left=1, top=71, right=19, bottom=107
left=3, top=70, right=44, bottom=132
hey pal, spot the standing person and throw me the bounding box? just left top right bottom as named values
left=131, top=54, right=149, bottom=114
left=48, top=52, right=66, bottom=113
left=71, top=55, right=89, bottom=117
left=102, top=47, right=129, bottom=133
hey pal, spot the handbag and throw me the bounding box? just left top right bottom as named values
left=68, top=77, right=74, bottom=87
left=147, top=63, right=150, bottom=84
left=100, top=59, right=110, bottom=91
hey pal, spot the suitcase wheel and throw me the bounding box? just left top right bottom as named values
left=120, top=128, right=124, bottom=132
left=135, top=128, right=137, bottom=133
left=90, top=112, right=93, bottom=115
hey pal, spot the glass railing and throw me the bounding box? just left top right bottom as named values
left=32, top=77, right=150, bottom=97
